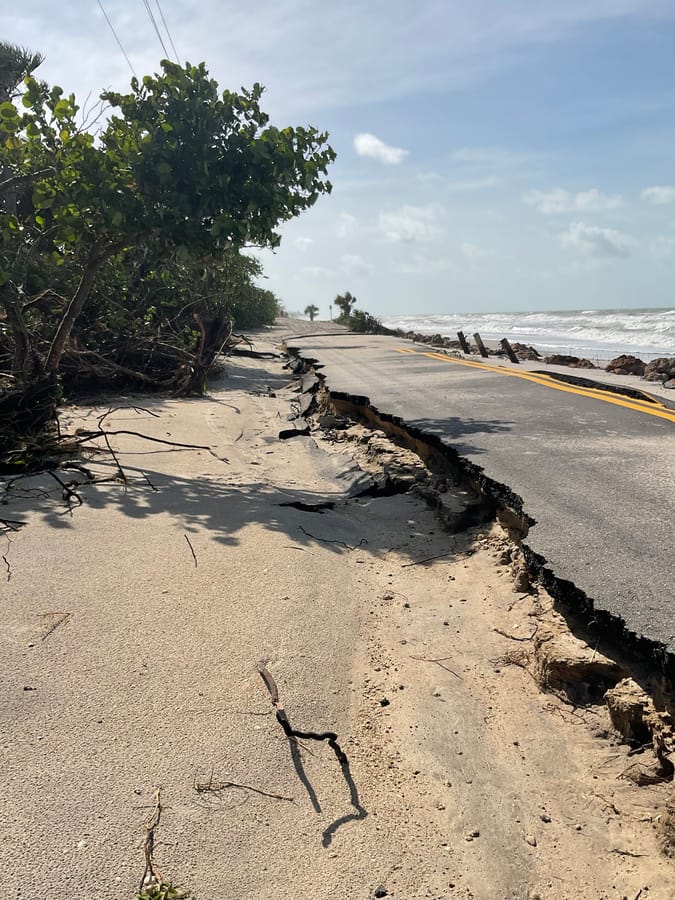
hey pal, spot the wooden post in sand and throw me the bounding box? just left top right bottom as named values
left=456, top=331, right=471, bottom=354
left=500, top=338, right=520, bottom=364
left=473, top=332, right=489, bottom=358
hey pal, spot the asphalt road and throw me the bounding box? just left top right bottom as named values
left=289, top=333, right=675, bottom=654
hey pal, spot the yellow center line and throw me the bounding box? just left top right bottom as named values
left=393, top=348, right=675, bottom=423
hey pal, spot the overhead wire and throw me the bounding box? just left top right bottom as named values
left=141, top=0, right=171, bottom=60
left=154, top=0, right=180, bottom=62
left=97, top=0, right=137, bottom=77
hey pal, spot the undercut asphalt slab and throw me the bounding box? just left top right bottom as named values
left=288, top=332, right=675, bottom=655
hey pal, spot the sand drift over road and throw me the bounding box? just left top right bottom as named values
left=2, top=330, right=673, bottom=898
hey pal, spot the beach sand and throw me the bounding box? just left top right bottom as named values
left=2, top=329, right=673, bottom=898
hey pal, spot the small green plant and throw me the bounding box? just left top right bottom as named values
left=137, top=880, right=195, bottom=900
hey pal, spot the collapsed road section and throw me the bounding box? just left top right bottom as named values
left=284, top=333, right=675, bottom=686
left=282, top=342, right=675, bottom=780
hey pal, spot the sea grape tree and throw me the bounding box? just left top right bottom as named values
left=0, top=59, right=335, bottom=390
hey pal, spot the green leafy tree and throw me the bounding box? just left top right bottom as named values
left=0, top=60, right=335, bottom=392
left=304, top=303, right=319, bottom=321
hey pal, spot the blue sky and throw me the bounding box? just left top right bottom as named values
left=3, top=1, right=675, bottom=318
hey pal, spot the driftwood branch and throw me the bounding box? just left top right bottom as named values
left=257, top=660, right=367, bottom=846
left=41, top=611, right=71, bottom=642
left=257, top=661, right=347, bottom=764
left=2, top=541, right=11, bottom=582
left=47, top=470, right=84, bottom=511
left=75, top=429, right=226, bottom=462
left=297, top=524, right=367, bottom=552
left=192, top=771, right=293, bottom=802
left=401, top=550, right=453, bottom=568
left=410, top=655, right=463, bottom=679
left=184, top=534, right=198, bottom=567
left=139, top=787, right=163, bottom=894
left=493, top=625, right=539, bottom=642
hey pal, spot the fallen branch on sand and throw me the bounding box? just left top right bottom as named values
left=136, top=787, right=194, bottom=900
left=193, top=770, right=293, bottom=802
left=257, top=660, right=347, bottom=764
left=41, top=611, right=71, bottom=642
left=493, top=625, right=539, bottom=642
left=139, top=787, right=163, bottom=894
left=257, top=660, right=366, bottom=847
left=410, top=654, right=463, bottom=679
left=184, top=534, right=198, bottom=567
left=297, top=524, right=367, bottom=552
left=401, top=550, right=453, bottom=568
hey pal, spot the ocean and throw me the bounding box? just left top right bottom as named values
left=381, top=307, right=675, bottom=362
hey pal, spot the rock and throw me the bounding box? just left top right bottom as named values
left=543, top=354, right=596, bottom=369
left=373, top=885, right=389, bottom=897
left=605, top=354, right=646, bottom=376
left=318, top=413, right=349, bottom=430
left=513, top=565, right=531, bottom=593
left=510, top=342, right=541, bottom=361
left=643, top=357, right=675, bottom=383
left=665, top=378, right=675, bottom=390
left=525, top=833, right=537, bottom=847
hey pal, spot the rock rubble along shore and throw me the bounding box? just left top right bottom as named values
left=605, top=354, right=675, bottom=388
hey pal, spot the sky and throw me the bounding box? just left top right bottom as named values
left=3, top=1, right=675, bottom=318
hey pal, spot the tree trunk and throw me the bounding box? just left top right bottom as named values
left=0, top=282, right=32, bottom=378
left=44, top=242, right=116, bottom=374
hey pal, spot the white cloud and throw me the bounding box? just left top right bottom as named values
left=641, top=185, right=675, bottom=205
left=378, top=203, right=444, bottom=243
left=341, top=254, right=373, bottom=276
left=336, top=212, right=358, bottom=238
left=294, top=236, right=313, bottom=251
left=354, top=133, right=408, bottom=165
left=523, top=187, right=623, bottom=214
left=559, top=221, right=634, bottom=259
left=3, top=3, right=673, bottom=125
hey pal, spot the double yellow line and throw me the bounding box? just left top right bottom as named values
left=395, top=347, right=675, bottom=423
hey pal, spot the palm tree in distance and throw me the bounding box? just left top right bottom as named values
left=304, top=304, right=319, bottom=321
left=0, top=41, right=45, bottom=102
left=334, top=291, right=356, bottom=320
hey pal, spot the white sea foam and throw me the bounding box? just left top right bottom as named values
left=382, top=308, right=675, bottom=361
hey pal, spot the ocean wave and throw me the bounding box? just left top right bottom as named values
left=382, top=308, right=675, bottom=359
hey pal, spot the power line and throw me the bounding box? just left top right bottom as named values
left=141, top=0, right=170, bottom=60
left=155, top=0, right=180, bottom=63
left=97, top=0, right=137, bottom=78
